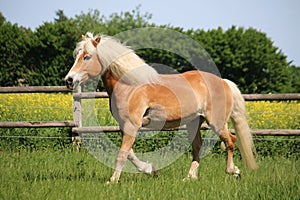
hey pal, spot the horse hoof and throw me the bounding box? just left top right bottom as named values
left=183, top=177, right=190, bottom=182
left=183, top=175, right=198, bottom=182
left=233, top=173, right=241, bottom=179
left=106, top=177, right=119, bottom=184
left=143, top=162, right=158, bottom=176
left=151, top=166, right=158, bottom=177
left=106, top=180, right=119, bottom=185
left=183, top=177, right=189, bottom=182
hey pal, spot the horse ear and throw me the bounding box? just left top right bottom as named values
left=82, top=35, right=86, bottom=40
left=93, top=36, right=101, bottom=47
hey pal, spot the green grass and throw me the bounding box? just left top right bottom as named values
left=0, top=148, right=299, bottom=200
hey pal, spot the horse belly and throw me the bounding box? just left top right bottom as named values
left=142, top=105, right=202, bottom=129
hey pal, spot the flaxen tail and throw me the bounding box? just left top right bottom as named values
left=224, top=79, right=258, bottom=170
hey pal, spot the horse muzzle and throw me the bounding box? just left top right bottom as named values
left=65, top=76, right=80, bottom=90
left=65, top=76, right=74, bottom=89
left=65, top=73, right=88, bottom=90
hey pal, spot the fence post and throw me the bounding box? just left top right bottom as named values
left=73, top=86, right=82, bottom=127
left=72, top=86, right=82, bottom=150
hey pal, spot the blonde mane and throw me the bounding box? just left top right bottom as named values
left=86, top=33, right=160, bottom=85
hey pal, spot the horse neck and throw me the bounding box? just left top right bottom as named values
left=101, top=70, right=119, bottom=96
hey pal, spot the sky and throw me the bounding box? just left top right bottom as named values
left=0, top=0, right=299, bottom=66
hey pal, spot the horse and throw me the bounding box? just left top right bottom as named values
left=65, top=32, right=258, bottom=183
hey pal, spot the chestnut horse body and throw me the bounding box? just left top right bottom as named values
left=65, top=33, right=257, bottom=183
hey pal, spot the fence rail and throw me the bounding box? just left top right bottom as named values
left=242, top=93, right=300, bottom=101
left=0, top=86, right=299, bottom=136
left=1, top=86, right=300, bottom=100
left=0, top=121, right=75, bottom=128
left=0, top=86, right=70, bottom=93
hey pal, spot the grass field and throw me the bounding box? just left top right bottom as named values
left=0, top=148, right=299, bottom=200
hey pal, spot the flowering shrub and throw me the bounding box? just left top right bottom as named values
left=0, top=93, right=73, bottom=121
left=1, top=94, right=298, bottom=129
left=245, top=101, right=299, bottom=129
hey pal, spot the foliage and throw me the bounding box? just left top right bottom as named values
left=28, top=11, right=79, bottom=86
left=0, top=8, right=299, bottom=93
left=190, top=27, right=295, bottom=93
left=0, top=149, right=299, bottom=199
left=103, top=5, right=153, bottom=35
left=245, top=101, right=300, bottom=129
left=0, top=20, right=37, bottom=86
left=0, top=93, right=73, bottom=121
left=289, top=65, right=300, bottom=93
left=1, top=93, right=298, bottom=129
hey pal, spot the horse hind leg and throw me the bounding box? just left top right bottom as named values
left=219, top=125, right=241, bottom=178
left=184, top=116, right=205, bottom=180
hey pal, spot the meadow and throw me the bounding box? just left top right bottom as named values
left=0, top=148, right=299, bottom=200
left=0, top=93, right=299, bottom=199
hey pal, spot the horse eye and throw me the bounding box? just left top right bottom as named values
left=84, top=55, right=91, bottom=61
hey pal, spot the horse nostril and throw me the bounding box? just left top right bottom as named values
left=67, top=77, right=73, bottom=83
left=65, top=77, right=73, bottom=88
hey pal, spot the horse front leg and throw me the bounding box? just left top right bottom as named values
left=108, top=133, right=136, bottom=184
left=128, top=148, right=157, bottom=175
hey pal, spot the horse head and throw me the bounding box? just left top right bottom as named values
left=65, top=33, right=102, bottom=89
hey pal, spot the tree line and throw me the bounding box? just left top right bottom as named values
left=0, top=8, right=299, bottom=93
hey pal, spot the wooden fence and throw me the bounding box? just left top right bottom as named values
left=0, top=86, right=299, bottom=136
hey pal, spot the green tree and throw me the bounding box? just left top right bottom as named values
left=0, top=9, right=298, bottom=94
left=0, top=15, right=36, bottom=86
left=73, top=9, right=106, bottom=34
left=191, top=26, right=293, bottom=93
left=103, top=5, right=153, bottom=35
left=28, top=10, right=78, bottom=86
left=0, top=12, right=5, bottom=25
left=289, top=65, right=300, bottom=93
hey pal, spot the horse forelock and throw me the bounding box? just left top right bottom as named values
left=73, top=36, right=97, bottom=59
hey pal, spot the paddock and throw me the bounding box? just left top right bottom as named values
left=0, top=86, right=299, bottom=198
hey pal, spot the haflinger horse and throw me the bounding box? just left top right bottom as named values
left=65, top=32, right=258, bottom=183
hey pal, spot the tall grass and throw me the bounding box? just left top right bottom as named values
left=0, top=148, right=299, bottom=200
